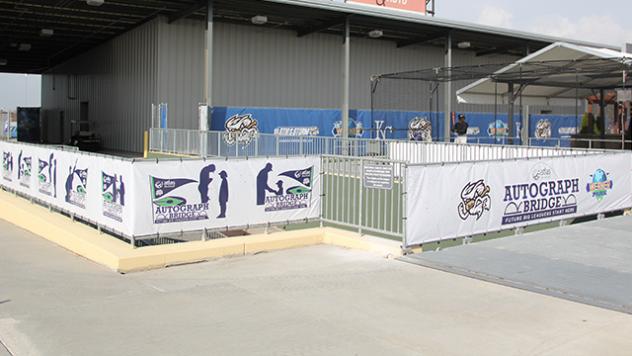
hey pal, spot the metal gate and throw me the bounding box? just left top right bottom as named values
left=321, top=155, right=407, bottom=244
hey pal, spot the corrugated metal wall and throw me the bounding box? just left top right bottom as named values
left=42, top=16, right=578, bottom=152
left=42, top=18, right=160, bottom=152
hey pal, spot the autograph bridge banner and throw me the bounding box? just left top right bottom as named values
left=0, top=140, right=135, bottom=236
left=405, top=153, right=632, bottom=246
left=132, top=156, right=320, bottom=236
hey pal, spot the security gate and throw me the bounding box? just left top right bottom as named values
left=321, top=155, right=407, bottom=243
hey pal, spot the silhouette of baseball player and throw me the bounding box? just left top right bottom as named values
left=198, top=164, right=216, bottom=204
left=217, top=171, right=228, bottom=218
left=256, top=163, right=277, bottom=205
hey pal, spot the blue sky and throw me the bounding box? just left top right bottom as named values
left=438, top=0, right=632, bottom=47
left=1, top=1, right=630, bottom=109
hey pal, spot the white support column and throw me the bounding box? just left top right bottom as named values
left=200, top=0, right=213, bottom=157
left=203, top=0, right=213, bottom=131
left=522, top=105, right=530, bottom=145
left=443, top=33, right=452, bottom=142
left=341, top=17, right=351, bottom=151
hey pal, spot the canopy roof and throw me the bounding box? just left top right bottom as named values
left=455, top=42, right=632, bottom=106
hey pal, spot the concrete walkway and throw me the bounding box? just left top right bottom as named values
left=403, top=216, right=632, bottom=314
left=2, top=219, right=632, bottom=355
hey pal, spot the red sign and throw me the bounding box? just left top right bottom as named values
left=348, top=0, right=426, bottom=14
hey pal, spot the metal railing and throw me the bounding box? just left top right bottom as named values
left=321, top=155, right=407, bottom=240
left=528, top=137, right=632, bottom=150
left=149, top=128, right=608, bottom=163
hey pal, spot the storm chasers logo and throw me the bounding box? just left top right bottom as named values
left=2, top=151, right=13, bottom=181
left=64, top=162, right=88, bottom=209
left=534, top=119, right=552, bottom=139
left=17, top=151, right=32, bottom=188
left=586, top=169, right=613, bottom=201
left=502, top=177, right=579, bottom=225
left=408, top=117, right=432, bottom=142
left=223, top=114, right=259, bottom=146
left=150, top=163, right=229, bottom=224
left=102, top=172, right=125, bottom=222
left=458, top=180, right=492, bottom=221
left=257, top=163, right=313, bottom=212
left=38, top=153, right=57, bottom=197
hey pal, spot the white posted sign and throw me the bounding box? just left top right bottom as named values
left=405, top=153, right=632, bottom=246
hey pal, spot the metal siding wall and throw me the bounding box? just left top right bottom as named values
left=156, top=18, right=205, bottom=130
left=41, top=19, right=160, bottom=153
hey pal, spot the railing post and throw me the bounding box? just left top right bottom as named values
left=217, top=132, right=221, bottom=156
left=358, top=158, right=364, bottom=235
left=299, top=136, right=304, bottom=156
left=276, top=135, right=280, bottom=156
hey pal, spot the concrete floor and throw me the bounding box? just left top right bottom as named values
left=2, top=220, right=632, bottom=355
left=403, top=216, right=632, bottom=314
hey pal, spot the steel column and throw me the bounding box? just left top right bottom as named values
left=341, top=17, right=350, bottom=151
left=443, top=33, right=452, bottom=142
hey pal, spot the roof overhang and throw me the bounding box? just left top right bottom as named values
left=0, top=0, right=619, bottom=74
left=456, top=42, right=632, bottom=106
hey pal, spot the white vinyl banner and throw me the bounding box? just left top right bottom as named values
left=406, top=153, right=632, bottom=246
left=132, top=156, right=320, bottom=236
left=0, top=141, right=135, bottom=236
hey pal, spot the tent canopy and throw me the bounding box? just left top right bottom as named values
left=456, top=42, right=632, bottom=106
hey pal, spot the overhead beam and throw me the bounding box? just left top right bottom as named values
left=168, top=0, right=206, bottom=24
left=296, top=16, right=348, bottom=37
left=396, top=31, right=446, bottom=48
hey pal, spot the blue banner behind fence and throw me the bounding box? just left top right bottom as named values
left=211, top=106, right=581, bottom=146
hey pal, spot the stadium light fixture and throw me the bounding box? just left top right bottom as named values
left=457, top=41, right=471, bottom=49
left=368, top=29, right=383, bottom=39
left=0, top=59, right=7, bottom=66
left=40, top=28, right=54, bottom=37
left=86, top=0, right=104, bottom=5
left=251, top=15, right=268, bottom=25
left=18, top=43, right=31, bottom=52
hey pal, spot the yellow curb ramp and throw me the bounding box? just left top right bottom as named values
left=0, top=189, right=402, bottom=273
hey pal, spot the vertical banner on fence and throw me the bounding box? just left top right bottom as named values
left=0, top=141, right=135, bottom=236
left=405, top=153, right=632, bottom=246
left=132, top=157, right=320, bottom=236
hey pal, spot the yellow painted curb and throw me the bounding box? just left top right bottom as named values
left=0, top=189, right=402, bottom=273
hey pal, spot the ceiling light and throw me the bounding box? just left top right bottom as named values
left=457, top=41, right=471, bottom=49
left=18, top=43, right=31, bottom=52
left=86, top=0, right=104, bottom=6
left=368, top=29, right=383, bottom=39
left=0, top=59, right=7, bottom=66
left=40, top=28, right=54, bottom=37
left=251, top=15, right=267, bottom=25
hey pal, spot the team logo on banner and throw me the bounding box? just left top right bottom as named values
left=64, top=162, right=88, bottom=209
left=333, top=120, right=365, bottom=138
left=150, top=163, right=230, bottom=223
left=2, top=151, right=13, bottom=182
left=458, top=180, right=492, bottom=221
left=102, top=172, right=126, bottom=222
left=487, top=120, right=509, bottom=137
left=535, top=119, right=552, bottom=139
left=502, top=167, right=579, bottom=225
left=586, top=169, right=613, bottom=201
left=38, top=154, right=57, bottom=197
left=256, top=163, right=313, bottom=212
left=408, top=117, right=432, bottom=142
left=17, top=151, right=32, bottom=188
left=224, top=114, right=259, bottom=146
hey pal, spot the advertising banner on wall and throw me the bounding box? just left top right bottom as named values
left=405, top=153, right=632, bottom=246
left=0, top=140, right=135, bottom=236
left=347, top=0, right=426, bottom=14
left=132, top=156, right=320, bottom=236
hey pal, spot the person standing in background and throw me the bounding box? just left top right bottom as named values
left=453, top=114, right=469, bottom=144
